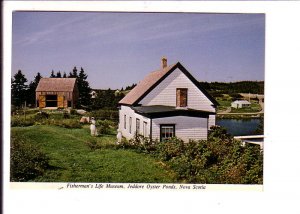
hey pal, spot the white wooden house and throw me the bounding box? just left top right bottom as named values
left=118, top=58, right=218, bottom=142
left=231, top=100, right=251, bottom=109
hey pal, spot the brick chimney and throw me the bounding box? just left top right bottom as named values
left=161, top=57, right=167, bottom=69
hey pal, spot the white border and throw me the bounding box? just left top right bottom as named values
left=3, top=1, right=300, bottom=214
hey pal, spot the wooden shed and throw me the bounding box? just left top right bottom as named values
left=36, top=78, right=79, bottom=108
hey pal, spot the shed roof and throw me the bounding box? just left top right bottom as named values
left=232, top=100, right=251, bottom=105
left=36, top=78, right=77, bottom=92
left=119, top=62, right=218, bottom=106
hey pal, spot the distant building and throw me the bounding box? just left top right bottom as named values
left=231, top=100, right=251, bottom=109
left=36, top=78, right=78, bottom=108
left=90, top=90, right=97, bottom=99
left=118, top=57, right=218, bottom=142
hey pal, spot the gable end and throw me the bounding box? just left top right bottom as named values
left=134, top=62, right=218, bottom=106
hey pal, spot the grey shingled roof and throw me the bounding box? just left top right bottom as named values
left=36, top=78, right=76, bottom=92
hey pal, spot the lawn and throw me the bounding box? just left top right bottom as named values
left=11, top=125, right=176, bottom=183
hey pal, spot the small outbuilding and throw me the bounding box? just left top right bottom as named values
left=36, top=78, right=79, bottom=108
left=231, top=100, right=251, bottom=109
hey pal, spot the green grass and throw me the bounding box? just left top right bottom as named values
left=216, top=98, right=232, bottom=112
left=11, top=125, right=176, bottom=183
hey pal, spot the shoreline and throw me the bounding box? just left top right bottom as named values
left=217, top=112, right=264, bottom=119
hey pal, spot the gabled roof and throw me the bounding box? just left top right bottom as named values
left=119, top=62, right=218, bottom=106
left=232, top=100, right=251, bottom=104
left=36, top=78, right=77, bottom=92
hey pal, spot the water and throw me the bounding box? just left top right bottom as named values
left=216, top=118, right=262, bottom=136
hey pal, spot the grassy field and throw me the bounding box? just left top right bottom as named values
left=11, top=125, right=176, bottom=183
left=216, top=95, right=262, bottom=114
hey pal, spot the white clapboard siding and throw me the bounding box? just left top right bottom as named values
left=152, top=116, right=208, bottom=142
left=208, top=115, right=216, bottom=129
left=139, top=68, right=215, bottom=112
left=119, top=105, right=151, bottom=139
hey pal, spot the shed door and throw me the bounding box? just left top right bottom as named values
left=39, top=95, right=46, bottom=108
left=57, top=95, right=64, bottom=108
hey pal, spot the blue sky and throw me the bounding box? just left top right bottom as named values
left=12, top=12, right=265, bottom=89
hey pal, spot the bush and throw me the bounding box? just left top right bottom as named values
left=70, top=109, right=77, bottom=115
left=88, top=110, right=119, bottom=121
left=116, top=126, right=263, bottom=184
left=11, top=117, right=35, bottom=127
left=96, top=120, right=111, bottom=135
left=34, top=111, right=49, bottom=120
left=116, top=134, right=158, bottom=154
left=10, top=135, right=50, bottom=181
left=54, top=119, right=82, bottom=129
left=156, top=137, right=185, bottom=161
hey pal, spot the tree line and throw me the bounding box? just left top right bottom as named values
left=11, top=67, right=91, bottom=109
left=199, top=81, right=264, bottom=98
left=11, top=68, right=264, bottom=110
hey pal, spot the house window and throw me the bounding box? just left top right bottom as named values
left=136, top=118, right=140, bottom=135
left=143, top=122, right=147, bottom=137
left=176, top=88, right=188, bottom=107
left=129, top=117, right=132, bottom=134
left=160, top=124, right=175, bottom=141
left=124, top=115, right=127, bottom=129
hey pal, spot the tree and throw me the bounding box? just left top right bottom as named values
left=50, top=70, right=55, bottom=78
left=27, top=72, right=42, bottom=106
left=63, top=72, right=67, bottom=78
left=11, top=70, right=28, bottom=107
left=76, top=67, right=91, bottom=107
left=68, top=67, right=78, bottom=78
left=56, top=71, right=62, bottom=78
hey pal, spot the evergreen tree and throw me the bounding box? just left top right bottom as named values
left=11, top=70, right=28, bottom=107
left=68, top=67, right=78, bottom=78
left=27, top=72, right=42, bottom=106
left=77, top=67, right=91, bottom=107
left=63, top=72, right=67, bottom=78
left=56, top=71, right=62, bottom=78
left=50, top=70, right=55, bottom=78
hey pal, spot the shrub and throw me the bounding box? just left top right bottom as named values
left=70, top=109, right=77, bottom=115
left=54, top=119, right=82, bottom=129
left=156, top=137, right=185, bottom=161
left=10, top=135, right=50, bottom=181
left=63, top=111, right=70, bottom=119
left=116, top=127, right=263, bottom=184
left=88, top=109, right=119, bottom=121
left=96, top=120, right=111, bottom=135
left=34, top=111, right=49, bottom=120
left=11, top=117, right=35, bottom=127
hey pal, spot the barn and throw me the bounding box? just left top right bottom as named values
left=35, top=78, right=79, bottom=108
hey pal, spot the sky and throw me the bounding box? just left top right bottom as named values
left=12, top=12, right=265, bottom=89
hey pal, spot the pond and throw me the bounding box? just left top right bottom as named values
left=216, top=118, right=263, bottom=136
